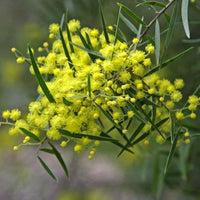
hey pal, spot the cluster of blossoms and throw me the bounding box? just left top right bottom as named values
left=1, top=19, right=200, bottom=159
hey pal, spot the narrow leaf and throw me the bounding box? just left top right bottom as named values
left=131, top=132, right=149, bottom=146
left=85, top=32, right=93, bottom=50
left=144, top=47, right=193, bottom=77
left=63, top=97, right=73, bottom=106
left=164, top=13, right=171, bottom=24
left=118, top=3, right=147, bottom=26
left=28, top=46, right=56, bottom=103
left=114, top=7, right=121, bottom=45
left=48, top=141, right=69, bottom=178
left=169, top=112, right=174, bottom=144
left=65, top=16, right=74, bottom=52
left=95, top=103, right=120, bottom=128
left=161, top=3, right=178, bottom=63
left=88, top=74, right=91, bottom=98
left=126, top=101, right=147, bottom=124
left=99, top=0, right=110, bottom=43
left=120, top=13, right=138, bottom=34
left=118, top=121, right=145, bottom=157
left=70, top=42, right=105, bottom=60
left=181, top=0, right=190, bottom=38
left=59, top=28, right=74, bottom=69
left=37, top=156, right=57, bottom=181
left=20, top=128, right=40, bottom=142
left=164, top=128, right=181, bottom=174
left=40, top=148, right=54, bottom=154
left=183, top=38, right=200, bottom=43
left=137, top=1, right=165, bottom=8
left=136, top=102, right=165, bottom=139
left=59, top=129, right=119, bottom=142
left=107, top=29, right=126, bottom=43
left=155, top=19, right=160, bottom=65
left=100, top=132, right=134, bottom=154
left=60, top=13, right=66, bottom=31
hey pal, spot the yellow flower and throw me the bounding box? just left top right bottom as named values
left=16, top=57, right=25, bottom=64
left=2, top=110, right=10, bottom=119
left=10, top=109, right=21, bottom=121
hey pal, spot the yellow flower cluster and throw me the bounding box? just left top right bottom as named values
left=2, top=19, right=199, bottom=158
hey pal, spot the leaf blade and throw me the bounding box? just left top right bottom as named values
left=28, top=46, right=56, bottom=103
left=155, top=19, right=160, bottom=65
left=20, top=128, right=40, bottom=142
left=118, top=3, right=147, bottom=26
left=144, top=47, right=194, bottom=77
left=59, top=129, right=119, bottom=142
left=181, top=0, right=190, bottom=38
left=48, top=141, right=69, bottom=178
left=37, top=156, right=57, bottom=181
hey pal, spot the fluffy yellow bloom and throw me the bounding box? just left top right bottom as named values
left=60, top=141, right=67, bottom=147
left=16, top=57, right=25, bottom=64
left=2, top=110, right=10, bottom=119
left=175, top=112, right=184, bottom=120
left=10, top=109, right=21, bottom=121
left=68, top=19, right=80, bottom=32
left=49, top=23, right=59, bottom=34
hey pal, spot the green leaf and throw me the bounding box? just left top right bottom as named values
left=107, top=29, right=126, bottom=43
left=126, top=101, right=147, bottom=124
left=155, top=19, right=160, bottom=65
left=131, top=132, right=149, bottom=146
left=144, top=47, right=193, bottom=77
left=191, top=133, right=200, bottom=138
left=137, top=1, right=165, bottom=8
left=136, top=102, right=165, bottom=139
left=59, top=28, right=74, bottom=70
left=63, top=97, right=73, bottom=106
left=127, top=101, right=147, bottom=123
left=98, top=0, right=110, bottom=43
left=85, top=32, right=94, bottom=50
left=118, top=3, right=147, bottom=26
left=20, top=128, right=40, bottom=142
left=117, top=121, right=145, bottom=157
left=60, top=13, right=66, bottom=31
left=101, top=132, right=134, bottom=154
left=169, top=112, right=174, bottom=144
left=164, top=13, right=171, bottom=24
left=120, top=13, right=138, bottom=35
left=164, top=128, right=181, bottom=174
left=28, top=46, right=56, bottom=103
left=114, top=7, right=121, bottom=45
left=70, top=42, right=105, bottom=60
left=48, top=141, right=69, bottom=178
left=40, top=148, right=54, bottom=154
left=77, top=29, right=91, bottom=50
left=59, top=129, right=119, bottom=142
left=153, top=117, right=169, bottom=130
left=88, top=74, right=91, bottom=98
left=181, top=0, right=190, bottom=38
left=65, top=13, right=74, bottom=53
left=37, top=156, right=57, bottom=181
left=179, top=144, right=191, bottom=180
left=161, top=3, right=178, bottom=63
left=95, top=103, right=120, bottom=129
left=183, top=38, right=200, bottom=43
left=147, top=35, right=155, bottom=46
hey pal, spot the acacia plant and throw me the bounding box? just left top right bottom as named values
left=1, top=0, right=199, bottom=186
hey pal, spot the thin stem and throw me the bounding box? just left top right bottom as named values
left=139, top=0, right=178, bottom=39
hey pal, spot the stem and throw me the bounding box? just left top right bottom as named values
left=139, top=0, right=178, bottom=39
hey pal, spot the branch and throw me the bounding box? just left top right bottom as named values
left=139, top=0, right=178, bottom=39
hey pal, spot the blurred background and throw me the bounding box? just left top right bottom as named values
left=0, top=0, right=200, bottom=199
